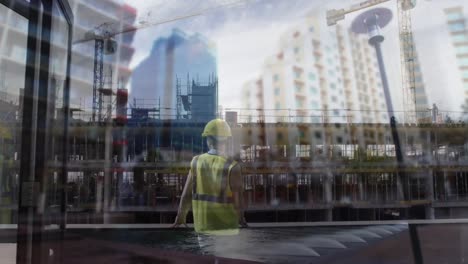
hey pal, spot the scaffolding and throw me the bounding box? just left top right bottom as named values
left=16, top=121, right=468, bottom=223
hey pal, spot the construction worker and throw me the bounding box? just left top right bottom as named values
left=172, top=119, right=247, bottom=236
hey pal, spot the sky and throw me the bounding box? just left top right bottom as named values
left=123, top=0, right=468, bottom=117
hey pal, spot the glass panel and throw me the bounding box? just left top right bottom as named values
left=0, top=3, right=28, bottom=228
left=42, top=0, right=69, bottom=223
left=0, top=4, right=31, bottom=263
left=16, top=0, right=468, bottom=263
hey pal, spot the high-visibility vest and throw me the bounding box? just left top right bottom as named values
left=191, top=153, right=239, bottom=235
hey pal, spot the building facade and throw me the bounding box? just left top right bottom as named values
left=445, top=6, right=468, bottom=121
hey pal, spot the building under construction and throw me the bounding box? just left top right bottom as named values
left=1, top=83, right=468, bottom=224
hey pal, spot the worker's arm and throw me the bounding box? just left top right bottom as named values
left=172, top=170, right=193, bottom=227
left=229, top=164, right=248, bottom=227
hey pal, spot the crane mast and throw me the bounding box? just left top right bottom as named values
left=398, top=0, right=418, bottom=124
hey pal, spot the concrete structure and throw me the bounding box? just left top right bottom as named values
left=445, top=6, right=468, bottom=121
left=41, top=120, right=468, bottom=223
left=131, top=29, right=217, bottom=120
left=190, top=80, right=218, bottom=123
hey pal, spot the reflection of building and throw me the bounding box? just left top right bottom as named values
left=0, top=0, right=137, bottom=224
left=445, top=6, right=468, bottom=120
left=131, top=29, right=217, bottom=119
left=0, top=0, right=138, bottom=116
left=70, top=1, right=137, bottom=109
left=242, top=12, right=395, bottom=148
left=242, top=13, right=391, bottom=125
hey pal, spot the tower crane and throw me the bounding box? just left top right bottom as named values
left=327, top=0, right=418, bottom=124
left=73, top=0, right=251, bottom=123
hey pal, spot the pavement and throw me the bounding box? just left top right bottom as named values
left=1, top=222, right=468, bottom=263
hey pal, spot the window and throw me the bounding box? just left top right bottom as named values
left=449, top=22, right=465, bottom=32
left=463, top=71, right=468, bottom=79
left=456, top=46, right=468, bottom=54
left=310, top=101, right=319, bottom=108
left=296, top=98, right=304, bottom=107
left=275, top=102, right=281, bottom=109
left=273, top=74, right=279, bottom=81
left=274, top=87, right=280, bottom=95
left=315, top=131, right=322, bottom=139
left=296, top=144, right=311, bottom=158
left=311, top=117, right=321, bottom=123
left=294, top=47, right=300, bottom=54
left=294, top=70, right=301, bottom=79
left=330, top=83, right=336, bottom=90
left=447, top=12, right=463, bottom=21
left=453, top=34, right=468, bottom=43
left=310, top=86, right=318, bottom=94
left=295, top=84, right=302, bottom=93
left=308, top=72, right=316, bottom=81
left=459, top=57, right=468, bottom=66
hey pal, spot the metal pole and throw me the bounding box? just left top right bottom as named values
left=370, top=37, right=407, bottom=200
left=370, top=32, right=423, bottom=264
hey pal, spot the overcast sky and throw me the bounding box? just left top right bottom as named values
left=123, top=0, right=468, bottom=117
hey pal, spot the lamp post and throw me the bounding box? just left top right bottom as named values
left=351, top=8, right=407, bottom=198
left=351, top=8, right=423, bottom=264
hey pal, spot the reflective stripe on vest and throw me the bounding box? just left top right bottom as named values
left=192, top=193, right=233, bottom=204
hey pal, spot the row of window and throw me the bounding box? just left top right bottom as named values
left=446, top=11, right=464, bottom=22
left=456, top=46, right=468, bottom=56
left=452, top=33, right=468, bottom=44
left=449, top=21, right=466, bottom=32
left=274, top=71, right=320, bottom=82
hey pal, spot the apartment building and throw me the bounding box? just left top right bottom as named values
left=445, top=6, right=468, bottom=121
left=241, top=11, right=397, bottom=149
left=242, top=12, right=389, bottom=125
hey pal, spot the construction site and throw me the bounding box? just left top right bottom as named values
left=0, top=0, right=468, bottom=226
left=1, top=81, right=468, bottom=224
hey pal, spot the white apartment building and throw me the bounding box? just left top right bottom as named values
left=241, top=11, right=402, bottom=149
left=242, top=12, right=389, bottom=126
left=445, top=6, right=468, bottom=121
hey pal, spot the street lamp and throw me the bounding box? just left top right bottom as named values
left=351, top=8, right=394, bottom=117
left=351, top=8, right=407, bottom=199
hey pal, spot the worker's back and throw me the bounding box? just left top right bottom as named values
left=192, top=153, right=239, bottom=235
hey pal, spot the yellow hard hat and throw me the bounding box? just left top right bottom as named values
left=202, top=119, right=232, bottom=137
